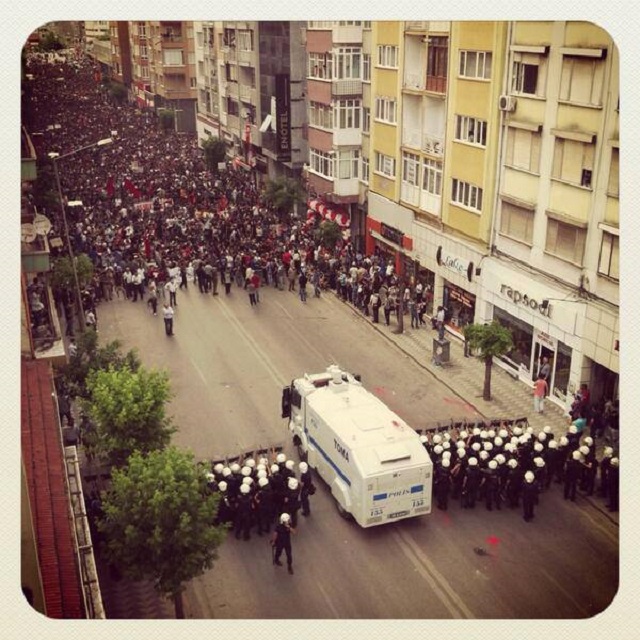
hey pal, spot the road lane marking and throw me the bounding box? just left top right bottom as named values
left=272, top=300, right=328, bottom=363
left=538, top=566, right=591, bottom=617
left=392, top=529, right=474, bottom=618
left=316, top=580, right=341, bottom=618
left=192, top=360, right=208, bottom=386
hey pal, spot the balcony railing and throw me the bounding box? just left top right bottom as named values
left=239, top=84, right=256, bottom=104
left=237, top=49, right=255, bottom=66
left=332, top=79, right=362, bottom=96
left=402, top=129, right=444, bottom=157
left=404, top=72, right=425, bottom=91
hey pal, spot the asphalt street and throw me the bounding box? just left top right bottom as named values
left=96, top=281, right=618, bottom=619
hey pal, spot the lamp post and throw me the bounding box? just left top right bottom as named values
left=50, top=137, right=113, bottom=334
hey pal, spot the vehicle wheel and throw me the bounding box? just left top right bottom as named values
left=336, top=502, right=351, bottom=520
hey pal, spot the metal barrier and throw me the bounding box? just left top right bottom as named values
left=416, top=416, right=529, bottom=436
left=207, top=442, right=286, bottom=469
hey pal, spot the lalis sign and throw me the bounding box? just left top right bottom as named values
left=436, top=246, right=475, bottom=282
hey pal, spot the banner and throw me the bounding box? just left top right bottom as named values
left=275, top=74, right=291, bottom=162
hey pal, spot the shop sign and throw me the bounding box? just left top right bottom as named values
left=380, top=222, right=404, bottom=246
left=275, top=74, right=291, bottom=162
left=447, top=286, right=475, bottom=308
left=436, top=246, right=474, bottom=282
left=500, top=284, right=551, bottom=318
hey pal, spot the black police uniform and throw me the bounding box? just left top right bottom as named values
left=299, top=470, right=314, bottom=516
left=521, top=480, right=539, bottom=522
left=564, top=458, right=582, bottom=501
left=234, top=492, right=254, bottom=541
left=272, top=521, right=294, bottom=573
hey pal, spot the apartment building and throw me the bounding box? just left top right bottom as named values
left=84, top=20, right=109, bottom=45
left=481, top=21, right=620, bottom=406
left=194, top=22, right=222, bottom=142
left=304, top=21, right=372, bottom=249
left=109, top=21, right=132, bottom=88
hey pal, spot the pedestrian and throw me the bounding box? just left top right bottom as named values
left=85, top=308, right=97, bottom=330
left=408, top=297, right=419, bottom=328
left=223, top=268, right=232, bottom=295
left=298, top=270, right=308, bottom=303
left=165, top=278, right=177, bottom=307
left=435, top=305, right=446, bottom=340
left=532, top=374, right=548, bottom=414
left=147, top=284, right=158, bottom=316
left=247, top=276, right=257, bottom=306
left=271, top=513, right=296, bottom=574
left=162, top=302, right=174, bottom=336
left=522, top=471, right=539, bottom=522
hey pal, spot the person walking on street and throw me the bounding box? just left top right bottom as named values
left=522, top=471, right=539, bottom=522
left=165, top=279, right=177, bottom=307
left=162, top=302, right=174, bottom=336
left=564, top=450, right=582, bottom=501
left=299, top=270, right=308, bottom=303
left=272, top=513, right=296, bottom=574
left=533, top=374, right=548, bottom=414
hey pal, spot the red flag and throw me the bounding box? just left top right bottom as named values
left=189, top=191, right=197, bottom=205
left=217, top=195, right=228, bottom=212
left=106, top=176, right=115, bottom=197
left=123, top=178, right=141, bottom=199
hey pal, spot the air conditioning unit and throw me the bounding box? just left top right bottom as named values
left=499, top=95, right=517, bottom=112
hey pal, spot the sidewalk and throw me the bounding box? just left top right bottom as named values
left=334, top=295, right=619, bottom=525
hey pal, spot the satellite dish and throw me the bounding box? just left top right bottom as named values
left=21, top=223, right=37, bottom=243
left=33, top=213, right=52, bottom=236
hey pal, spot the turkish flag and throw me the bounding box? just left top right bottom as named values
left=123, top=178, right=141, bottom=199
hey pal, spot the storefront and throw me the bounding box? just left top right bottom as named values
left=367, top=219, right=414, bottom=278
left=443, top=280, right=476, bottom=335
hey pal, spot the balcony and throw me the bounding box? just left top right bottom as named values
left=404, top=72, right=425, bottom=92
left=333, top=176, right=359, bottom=197
left=239, top=84, right=256, bottom=104
left=332, top=24, right=362, bottom=43
left=226, top=82, right=238, bottom=99
left=332, top=79, right=362, bottom=97
left=402, top=129, right=444, bottom=157
left=405, top=21, right=427, bottom=31
left=333, top=128, right=362, bottom=147
left=222, top=47, right=237, bottom=63
left=237, top=49, right=256, bottom=66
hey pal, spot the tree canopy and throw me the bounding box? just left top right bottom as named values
left=84, top=364, right=175, bottom=466
left=158, top=108, right=175, bottom=132
left=201, top=136, right=227, bottom=174
left=50, top=253, right=94, bottom=291
left=263, top=176, right=303, bottom=217
left=314, top=219, right=342, bottom=250
left=464, top=321, right=514, bottom=401
left=98, top=447, right=226, bottom=618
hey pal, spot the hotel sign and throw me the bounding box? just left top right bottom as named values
left=275, top=74, right=291, bottom=162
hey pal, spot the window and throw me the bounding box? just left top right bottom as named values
left=552, top=138, right=594, bottom=188
left=140, top=44, right=148, bottom=59
left=375, top=97, right=397, bottom=124
left=308, top=52, right=332, bottom=80
left=337, top=149, right=360, bottom=179
left=377, top=45, right=399, bottom=68
left=451, top=178, right=483, bottom=212
left=454, top=115, right=487, bottom=146
left=188, top=52, right=195, bottom=65
left=545, top=218, right=586, bottom=264
left=225, top=63, right=238, bottom=82
left=422, top=158, right=442, bottom=195
left=338, top=21, right=362, bottom=26
left=360, top=156, right=370, bottom=183
left=362, top=107, right=370, bottom=133
left=237, top=30, right=253, bottom=51
left=226, top=99, right=239, bottom=116
left=138, top=22, right=146, bottom=37
left=608, top=147, right=619, bottom=197
left=309, top=148, right=334, bottom=178
left=511, top=52, right=545, bottom=96
left=334, top=99, right=361, bottom=129
left=308, top=101, right=333, bottom=130
left=334, top=47, right=361, bottom=79
left=402, top=152, right=420, bottom=186
left=500, top=201, right=534, bottom=244
left=163, top=49, right=184, bottom=66
left=459, top=50, right=492, bottom=79
left=307, top=21, right=333, bottom=29
left=363, top=54, right=371, bottom=81
left=426, top=36, right=448, bottom=92
left=190, top=77, right=197, bottom=88
left=598, top=232, right=619, bottom=280
left=375, top=152, right=396, bottom=178
left=505, top=127, right=542, bottom=173
left=559, top=55, right=605, bottom=106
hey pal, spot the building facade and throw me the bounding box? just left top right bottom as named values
left=109, top=21, right=132, bottom=88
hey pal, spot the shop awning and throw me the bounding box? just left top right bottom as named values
left=307, top=199, right=350, bottom=228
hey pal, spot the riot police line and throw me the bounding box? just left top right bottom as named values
left=419, top=420, right=619, bottom=520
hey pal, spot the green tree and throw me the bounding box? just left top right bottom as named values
left=108, top=81, right=127, bottom=104
left=97, top=447, right=226, bottom=618
left=314, top=219, right=342, bottom=251
left=84, top=365, right=175, bottom=466
left=57, top=332, right=141, bottom=398
left=263, top=176, right=304, bottom=218
left=51, top=253, right=94, bottom=291
left=201, top=136, right=227, bottom=174
left=158, top=108, right=175, bottom=132
left=464, top=321, right=514, bottom=401
left=38, top=31, right=63, bottom=51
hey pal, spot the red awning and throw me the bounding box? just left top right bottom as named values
left=307, top=199, right=350, bottom=228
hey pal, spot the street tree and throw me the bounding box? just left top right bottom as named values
left=201, top=136, right=227, bottom=174
left=57, top=331, right=141, bottom=398
left=464, top=321, right=514, bottom=401
left=97, top=447, right=226, bottom=618
left=84, top=364, right=175, bottom=466
left=314, top=219, right=342, bottom=251
left=51, top=253, right=94, bottom=291
left=263, top=176, right=304, bottom=218
left=107, top=81, right=127, bottom=104
left=158, top=108, right=175, bottom=132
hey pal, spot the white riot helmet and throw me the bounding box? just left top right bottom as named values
left=494, top=437, right=503, bottom=447
left=458, top=449, right=466, bottom=458
left=434, top=445, right=444, bottom=455
left=572, top=450, right=582, bottom=461
left=538, top=432, right=547, bottom=442
left=442, top=451, right=452, bottom=460
left=258, top=457, right=269, bottom=467
left=488, top=429, right=496, bottom=439
left=507, top=459, right=518, bottom=469
left=488, top=460, right=497, bottom=470
left=256, top=463, right=267, bottom=473
left=205, top=472, right=215, bottom=482
left=510, top=436, right=519, bottom=446
left=603, top=447, right=614, bottom=457
left=222, top=467, right=232, bottom=477
left=569, top=425, right=578, bottom=434
left=257, top=469, right=268, bottom=480
left=499, top=429, right=509, bottom=439
left=230, top=463, right=241, bottom=474
left=548, top=440, right=558, bottom=449
left=583, top=437, right=594, bottom=447
left=218, top=481, right=228, bottom=492
left=213, top=463, right=224, bottom=474
left=441, top=458, right=451, bottom=468
left=533, top=457, right=545, bottom=468
left=270, top=463, right=280, bottom=474
left=472, top=427, right=481, bottom=436
left=543, top=425, right=552, bottom=434
left=258, top=477, right=269, bottom=488
left=460, top=430, right=469, bottom=439
left=285, top=459, right=295, bottom=471
left=419, top=435, right=428, bottom=444
left=472, top=442, right=481, bottom=452
left=560, top=436, right=569, bottom=446
left=480, top=430, right=488, bottom=439
left=240, top=483, right=251, bottom=495
left=442, top=441, right=451, bottom=450
left=479, top=451, right=490, bottom=461
left=468, top=457, right=478, bottom=466
left=504, top=443, right=513, bottom=454
left=495, top=454, right=506, bottom=465
left=513, top=426, right=522, bottom=436
left=579, top=446, right=590, bottom=456
left=534, top=442, right=544, bottom=453
left=242, top=476, right=254, bottom=486
left=524, top=471, right=535, bottom=483
left=241, top=466, right=252, bottom=477
left=244, top=458, right=256, bottom=468
left=611, top=457, right=619, bottom=467
left=280, top=513, right=291, bottom=524
left=288, top=477, right=299, bottom=490
left=432, top=434, right=442, bottom=444
left=299, top=461, right=308, bottom=473
left=526, top=426, right=534, bottom=435
left=456, top=440, right=466, bottom=449
left=483, top=442, right=494, bottom=452
left=443, top=432, right=452, bottom=442
left=276, top=453, right=286, bottom=464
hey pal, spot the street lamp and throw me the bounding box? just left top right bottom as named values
left=51, top=137, right=114, bottom=334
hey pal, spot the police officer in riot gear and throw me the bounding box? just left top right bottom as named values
left=272, top=513, right=296, bottom=574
